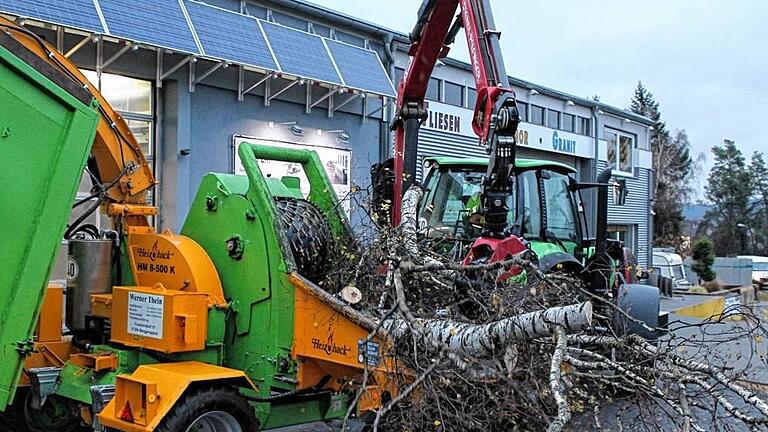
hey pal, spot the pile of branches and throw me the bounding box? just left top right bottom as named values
left=328, top=187, right=768, bottom=431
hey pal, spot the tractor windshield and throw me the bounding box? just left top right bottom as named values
left=420, top=164, right=580, bottom=247
left=420, top=167, right=512, bottom=235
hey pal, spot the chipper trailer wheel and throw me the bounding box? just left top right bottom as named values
left=155, top=386, right=258, bottom=432
left=274, top=197, right=336, bottom=284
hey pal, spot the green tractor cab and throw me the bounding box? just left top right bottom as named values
left=420, top=156, right=602, bottom=274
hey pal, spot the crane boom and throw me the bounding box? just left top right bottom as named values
left=0, top=17, right=156, bottom=230
left=391, top=0, right=520, bottom=238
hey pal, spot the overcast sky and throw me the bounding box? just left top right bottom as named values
left=314, top=0, right=767, bottom=201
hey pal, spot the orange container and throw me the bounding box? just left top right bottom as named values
left=111, top=285, right=208, bottom=353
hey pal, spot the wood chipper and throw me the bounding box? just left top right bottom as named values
left=0, top=16, right=396, bottom=432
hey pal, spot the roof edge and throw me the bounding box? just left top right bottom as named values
left=266, top=0, right=653, bottom=126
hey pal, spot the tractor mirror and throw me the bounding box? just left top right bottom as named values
left=612, top=179, right=628, bottom=206
left=568, top=176, right=579, bottom=192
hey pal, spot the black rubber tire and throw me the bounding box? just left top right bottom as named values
left=0, top=388, right=28, bottom=432
left=0, top=389, right=84, bottom=432
left=274, top=197, right=335, bottom=283
left=156, top=386, right=258, bottom=432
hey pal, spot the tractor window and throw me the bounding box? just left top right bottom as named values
left=422, top=169, right=483, bottom=229
left=518, top=170, right=541, bottom=238
left=421, top=167, right=515, bottom=234
left=542, top=171, right=578, bottom=242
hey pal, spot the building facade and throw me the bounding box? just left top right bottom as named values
left=0, top=0, right=655, bottom=266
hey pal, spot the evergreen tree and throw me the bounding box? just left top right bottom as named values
left=629, top=82, right=692, bottom=249
left=691, top=237, right=716, bottom=283
left=749, top=152, right=768, bottom=254
left=702, top=140, right=753, bottom=256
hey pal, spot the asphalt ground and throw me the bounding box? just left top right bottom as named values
left=572, top=299, right=768, bottom=431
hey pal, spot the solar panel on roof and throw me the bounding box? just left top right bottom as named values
left=0, top=0, right=104, bottom=33
left=325, top=39, right=395, bottom=97
left=98, top=0, right=199, bottom=54
left=260, top=21, right=341, bottom=85
left=185, top=1, right=276, bottom=70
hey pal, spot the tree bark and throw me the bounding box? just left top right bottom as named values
left=384, top=302, right=593, bottom=357
left=400, top=185, right=424, bottom=256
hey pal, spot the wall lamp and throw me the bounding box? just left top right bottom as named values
left=274, top=121, right=303, bottom=136
left=325, top=129, right=351, bottom=143
left=528, top=89, right=539, bottom=96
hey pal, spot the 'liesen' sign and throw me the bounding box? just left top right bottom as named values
left=422, top=101, right=475, bottom=138
left=427, top=109, right=461, bottom=134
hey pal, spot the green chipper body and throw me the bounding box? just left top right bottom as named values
left=0, top=37, right=100, bottom=410
left=0, top=19, right=388, bottom=430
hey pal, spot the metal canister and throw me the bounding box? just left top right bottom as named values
left=66, top=238, right=113, bottom=333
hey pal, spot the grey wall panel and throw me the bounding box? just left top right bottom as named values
left=598, top=160, right=652, bottom=267
left=416, top=130, right=484, bottom=179
left=186, top=83, right=382, bottom=228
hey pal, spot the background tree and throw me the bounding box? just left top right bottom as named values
left=701, top=140, right=753, bottom=256
left=629, top=82, right=692, bottom=250
left=749, top=152, right=768, bottom=254
left=690, top=237, right=716, bottom=283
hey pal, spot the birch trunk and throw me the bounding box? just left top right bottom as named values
left=400, top=185, right=424, bottom=256
left=384, top=302, right=593, bottom=357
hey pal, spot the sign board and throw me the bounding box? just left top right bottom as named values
left=422, top=101, right=594, bottom=159
left=233, top=136, right=352, bottom=215
left=357, top=339, right=380, bottom=366
left=724, top=295, right=741, bottom=315
left=65, top=257, right=78, bottom=281
left=423, top=101, right=475, bottom=138
left=127, top=292, right=164, bottom=339
left=514, top=123, right=593, bottom=159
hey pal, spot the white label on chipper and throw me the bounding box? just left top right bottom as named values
left=127, top=292, right=164, bottom=339
left=66, top=258, right=79, bottom=281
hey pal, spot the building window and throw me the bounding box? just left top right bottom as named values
left=608, top=225, right=636, bottom=251
left=444, top=81, right=464, bottom=106
left=243, top=3, right=267, bottom=19
left=605, top=128, right=634, bottom=175
left=467, top=87, right=477, bottom=108
left=426, top=77, right=441, bottom=101
left=334, top=30, right=366, bottom=47
left=531, top=105, right=545, bottom=125
left=394, top=67, right=405, bottom=88
left=547, top=109, right=560, bottom=129
left=517, top=101, right=528, bottom=122
left=82, top=70, right=155, bottom=199
left=562, top=113, right=574, bottom=132
left=271, top=11, right=308, bottom=31
left=88, top=72, right=151, bottom=114
left=310, top=22, right=331, bottom=37
left=579, top=117, right=591, bottom=136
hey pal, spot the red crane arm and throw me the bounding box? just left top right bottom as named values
left=390, top=0, right=520, bottom=237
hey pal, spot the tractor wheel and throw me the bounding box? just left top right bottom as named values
left=156, top=387, right=258, bottom=432
left=274, top=197, right=335, bottom=284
